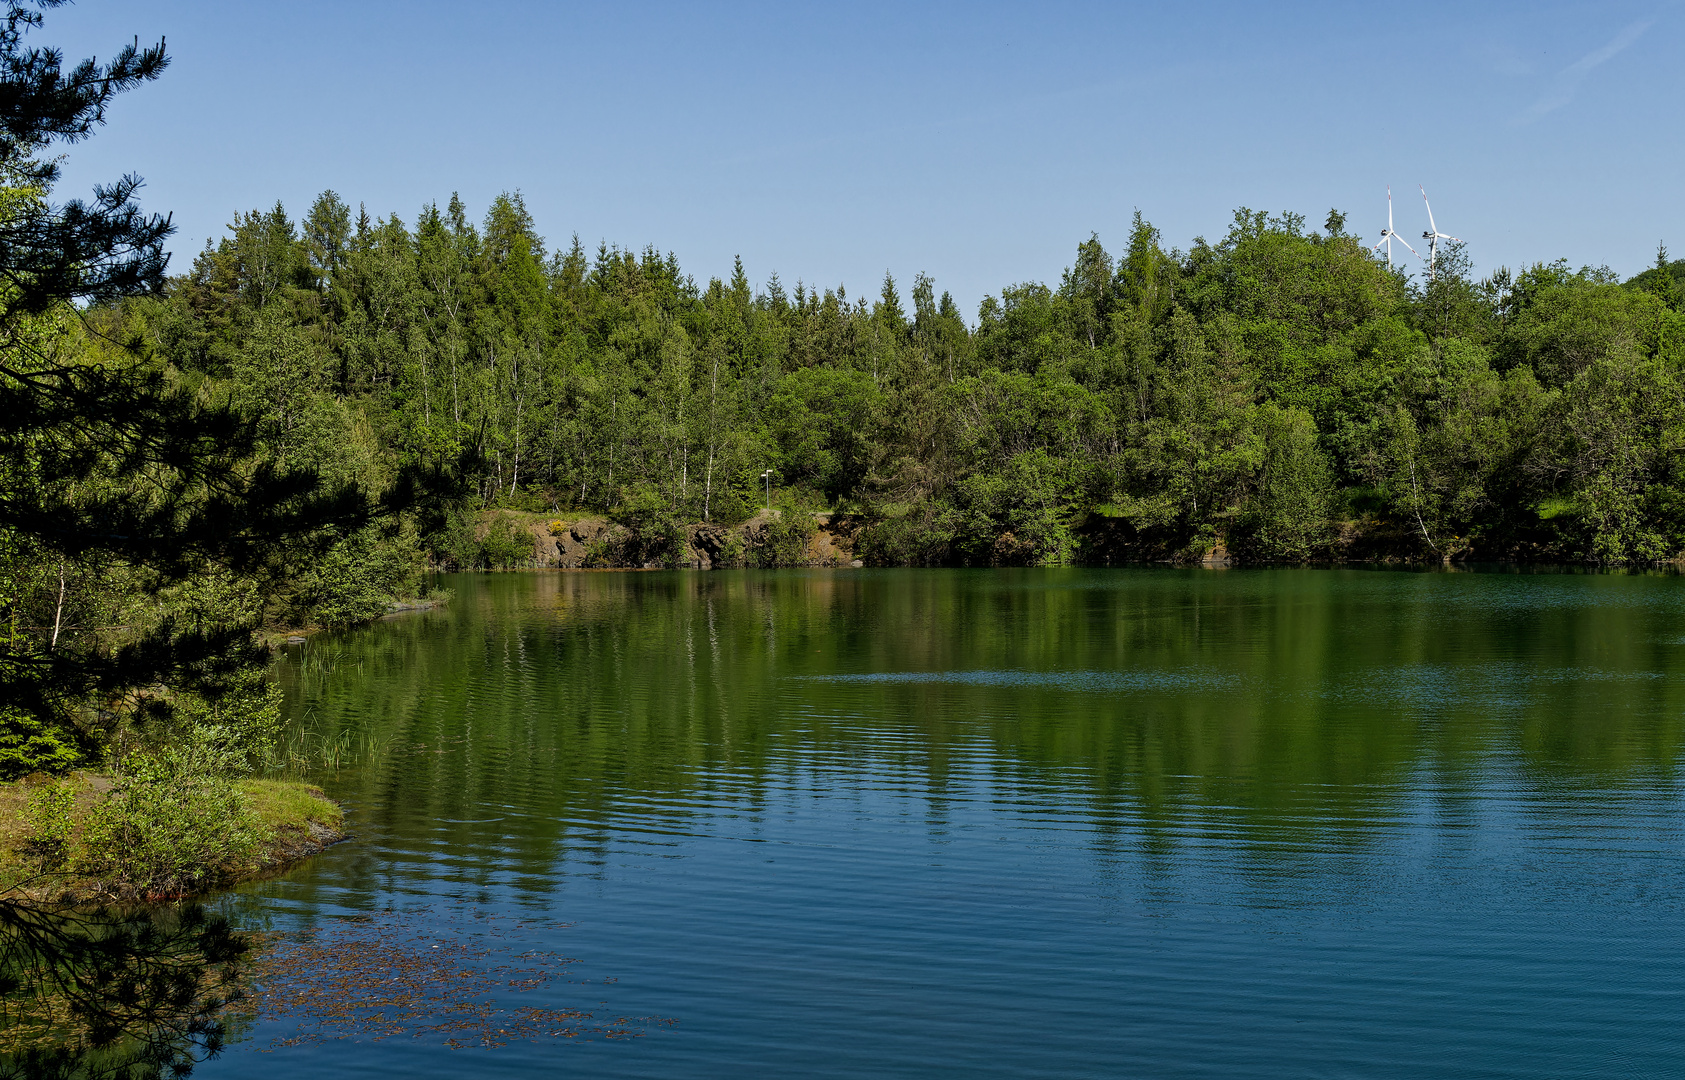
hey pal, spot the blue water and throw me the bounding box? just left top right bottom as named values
left=208, top=568, right=1685, bottom=1077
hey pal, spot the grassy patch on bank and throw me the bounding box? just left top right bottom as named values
left=239, top=777, right=344, bottom=831
left=0, top=772, right=343, bottom=901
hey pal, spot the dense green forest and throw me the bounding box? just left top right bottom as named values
left=0, top=0, right=1682, bottom=1065
left=9, top=1, right=1685, bottom=784
left=108, top=192, right=1685, bottom=576
left=13, top=185, right=1685, bottom=779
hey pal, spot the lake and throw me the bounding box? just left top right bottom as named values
left=209, top=567, right=1685, bottom=1077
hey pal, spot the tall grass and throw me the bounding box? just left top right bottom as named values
left=274, top=725, right=386, bottom=776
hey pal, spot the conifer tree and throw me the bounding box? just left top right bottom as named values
left=0, top=0, right=365, bottom=773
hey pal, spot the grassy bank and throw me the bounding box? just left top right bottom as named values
left=0, top=772, right=345, bottom=903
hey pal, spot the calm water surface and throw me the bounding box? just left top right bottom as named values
left=210, top=568, right=1685, bottom=1077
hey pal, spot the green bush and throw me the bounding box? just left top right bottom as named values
left=1236, top=404, right=1333, bottom=560
left=581, top=535, right=615, bottom=568
left=752, top=510, right=816, bottom=568
left=612, top=483, right=686, bottom=567
left=287, top=525, right=420, bottom=626
left=855, top=506, right=953, bottom=566
left=22, top=779, right=76, bottom=866
left=945, top=451, right=1079, bottom=566
left=704, top=481, right=758, bottom=527
left=162, top=678, right=285, bottom=775
left=76, top=747, right=269, bottom=898
left=479, top=517, right=534, bottom=569
left=433, top=508, right=484, bottom=569
left=714, top=533, right=747, bottom=568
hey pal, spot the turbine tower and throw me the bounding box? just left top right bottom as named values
left=1371, top=186, right=1420, bottom=270
left=1418, top=185, right=1460, bottom=282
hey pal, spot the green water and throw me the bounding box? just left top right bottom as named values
left=214, top=568, right=1685, bottom=1077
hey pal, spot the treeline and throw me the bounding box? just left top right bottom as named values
left=105, top=194, right=1685, bottom=573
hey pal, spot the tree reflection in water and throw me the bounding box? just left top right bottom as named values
left=0, top=897, right=246, bottom=1079
left=2, top=897, right=670, bottom=1075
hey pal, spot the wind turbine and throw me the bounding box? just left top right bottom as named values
left=1418, top=185, right=1460, bottom=281
left=1371, top=186, right=1420, bottom=269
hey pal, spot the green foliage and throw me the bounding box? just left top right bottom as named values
left=580, top=536, right=616, bottom=569
left=1496, top=269, right=1669, bottom=387
left=286, top=525, right=419, bottom=626
left=26, top=112, right=1685, bottom=573
left=611, top=484, right=686, bottom=567
left=76, top=747, right=269, bottom=898
left=1238, top=404, right=1332, bottom=560
left=751, top=510, right=816, bottom=568
left=156, top=677, right=285, bottom=776
left=946, top=450, right=1080, bottom=565
left=478, top=517, right=535, bottom=569
left=855, top=507, right=953, bottom=567
left=0, top=706, right=81, bottom=781
left=1549, top=348, right=1685, bottom=563
left=1626, top=244, right=1685, bottom=311
left=767, top=366, right=882, bottom=503
left=21, top=779, right=74, bottom=865
left=714, top=532, right=748, bottom=568
left=432, top=509, right=483, bottom=569
left=0, top=1, right=392, bottom=800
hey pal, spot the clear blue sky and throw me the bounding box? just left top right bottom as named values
left=43, top=0, right=1683, bottom=317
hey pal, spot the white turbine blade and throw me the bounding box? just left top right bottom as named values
left=1397, top=235, right=1421, bottom=257
left=1420, top=185, right=1438, bottom=235
left=1387, top=186, right=1394, bottom=230
left=1438, top=233, right=1461, bottom=242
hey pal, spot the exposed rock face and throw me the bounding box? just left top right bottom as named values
left=520, top=518, right=607, bottom=568
left=687, top=524, right=739, bottom=569
left=498, top=507, right=1523, bottom=570
left=809, top=514, right=862, bottom=565
left=554, top=520, right=604, bottom=567
left=502, top=512, right=863, bottom=570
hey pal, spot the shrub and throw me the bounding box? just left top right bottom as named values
left=855, top=506, right=953, bottom=566
left=22, top=779, right=76, bottom=866
left=1236, top=404, right=1334, bottom=560
left=287, top=525, right=420, bottom=626
left=612, top=484, right=685, bottom=567
left=479, top=517, right=534, bottom=569
left=163, top=678, right=285, bottom=776
left=433, top=509, right=483, bottom=569
left=946, top=451, right=1080, bottom=566
left=714, top=533, right=747, bottom=568
left=752, top=510, right=816, bottom=568
left=704, top=483, right=757, bottom=527
left=76, top=747, right=269, bottom=898
left=581, top=535, right=615, bottom=568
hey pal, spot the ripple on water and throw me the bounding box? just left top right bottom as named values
left=231, top=569, right=1685, bottom=1080
left=793, top=668, right=1241, bottom=692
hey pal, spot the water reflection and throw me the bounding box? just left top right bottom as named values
left=239, top=569, right=1685, bottom=1078
left=274, top=568, right=1685, bottom=898
left=0, top=899, right=244, bottom=1078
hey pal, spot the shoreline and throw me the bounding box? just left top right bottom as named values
left=0, top=773, right=348, bottom=905
left=461, top=509, right=1683, bottom=572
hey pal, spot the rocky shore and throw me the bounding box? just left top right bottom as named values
left=520, top=510, right=866, bottom=570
